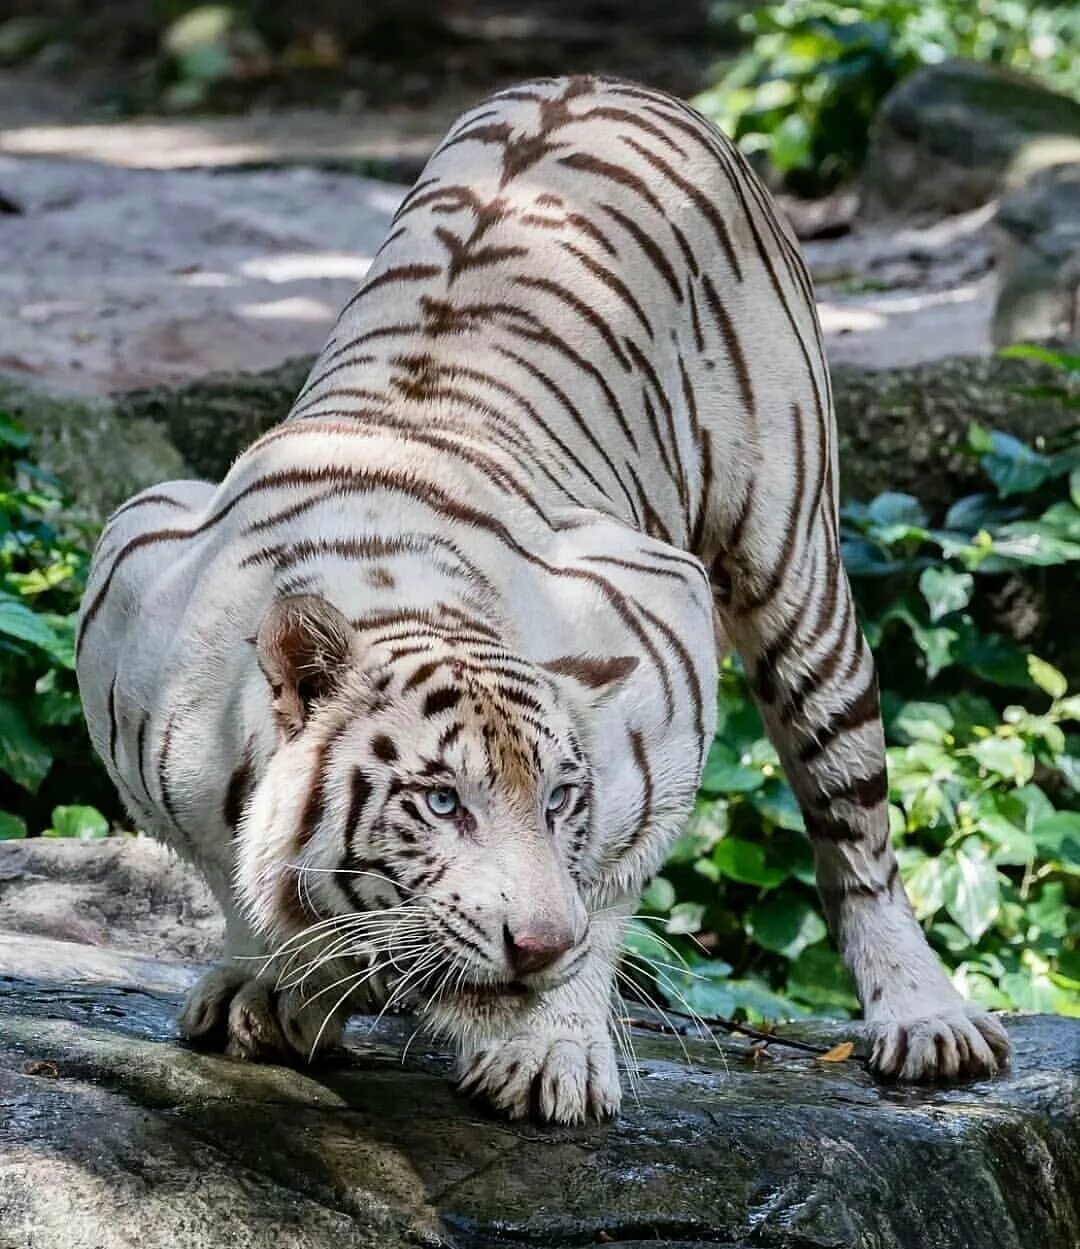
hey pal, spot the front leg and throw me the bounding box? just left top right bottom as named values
left=457, top=913, right=624, bottom=1124
left=180, top=902, right=358, bottom=1063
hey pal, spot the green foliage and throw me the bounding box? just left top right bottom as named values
left=696, top=0, right=1080, bottom=191
left=0, top=413, right=110, bottom=837
left=637, top=356, right=1080, bottom=1024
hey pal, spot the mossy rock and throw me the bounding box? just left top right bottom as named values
left=861, top=59, right=1080, bottom=220
left=118, top=353, right=1080, bottom=516
left=0, top=374, right=189, bottom=521
left=5, top=352, right=1076, bottom=524
left=831, top=354, right=1078, bottom=504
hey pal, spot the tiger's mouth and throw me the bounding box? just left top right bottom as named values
left=454, top=979, right=532, bottom=1002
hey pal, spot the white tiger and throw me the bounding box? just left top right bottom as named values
left=76, top=74, right=1009, bottom=1124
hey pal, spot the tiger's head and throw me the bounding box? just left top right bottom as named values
left=236, top=594, right=637, bottom=1040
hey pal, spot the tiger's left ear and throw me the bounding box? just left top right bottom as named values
left=256, top=594, right=357, bottom=739
left=541, top=654, right=639, bottom=704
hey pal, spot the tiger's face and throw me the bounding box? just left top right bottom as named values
left=237, top=595, right=636, bottom=1039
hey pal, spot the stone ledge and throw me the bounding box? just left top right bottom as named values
left=1, top=935, right=1077, bottom=1249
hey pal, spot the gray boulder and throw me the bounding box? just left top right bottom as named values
left=0, top=930, right=1078, bottom=1249
left=861, top=59, right=1080, bottom=220
left=993, top=162, right=1080, bottom=348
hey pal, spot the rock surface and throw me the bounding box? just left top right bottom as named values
left=993, top=162, right=1080, bottom=348
left=861, top=59, right=1080, bottom=220
left=0, top=141, right=997, bottom=393
left=0, top=838, right=222, bottom=963
left=0, top=929, right=1078, bottom=1249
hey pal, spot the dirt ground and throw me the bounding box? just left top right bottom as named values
left=0, top=69, right=997, bottom=395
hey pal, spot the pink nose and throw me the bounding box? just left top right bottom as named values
left=504, top=922, right=575, bottom=975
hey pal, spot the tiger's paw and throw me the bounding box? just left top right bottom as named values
left=459, top=1030, right=621, bottom=1125
left=179, top=964, right=346, bottom=1063
left=867, top=1004, right=1010, bottom=1082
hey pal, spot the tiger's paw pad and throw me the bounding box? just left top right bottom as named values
left=459, top=1033, right=621, bottom=1125
left=868, top=1006, right=1010, bottom=1082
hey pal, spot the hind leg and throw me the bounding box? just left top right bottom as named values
left=716, top=515, right=1009, bottom=1080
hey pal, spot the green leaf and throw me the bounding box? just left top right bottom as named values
left=904, top=853, right=957, bottom=920
left=659, top=960, right=736, bottom=1019
left=976, top=813, right=1036, bottom=866
left=892, top=701, right=953, bottom=745
left=726, top=977, right=805, bottom=1021
left=980, top=431, right=1053, bottom=497
left=666, top=901, right=706, bottom=935
left=1031, top=812, right=1080, bottom=868
left=710, top=837, right=788, bottom=887
left=1027, top=882, right=1070, bottom=940
left=640, top=876, right=676, bottom=913
left=0, top=697, right=52, bottom=791
left=0, top=811, right=28, bottom=840
left=970, top=735, right=1035, bottom=785
left=867, top=492, right=927, bottom=528
left=918, top=566, right=973, bottom=622
left=0, top=411, right=31, bottom=450
left=1027, top=655, right=1068, bottom=700
left=749, top=780, right=805, bottom=832
left=44, top=804, right=109, bottom=840
left=942, top=492, right=1012, bottom=534
left=0, top=594, right=60, bottom=652
left=786, top=945, right=858, bottom=1015
left=945, top=845, right=1001, bottom=944
left=746, top=893, right=827, bottom=959
left=700, top=741, right=765, bottom=794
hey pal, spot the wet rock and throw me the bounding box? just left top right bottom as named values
left=861, top=60, right=1080, bottom=220
left=993, top=162, right=1080, bottom=348
left=0, top=933, right=1077, bottom=1249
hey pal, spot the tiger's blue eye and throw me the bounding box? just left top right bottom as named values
left=547, top=784, right=572, bottom=815
left=426, top=787, right=460, bottom=818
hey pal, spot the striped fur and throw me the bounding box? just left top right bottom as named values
left=76, top=75, right=1007, bottom=1123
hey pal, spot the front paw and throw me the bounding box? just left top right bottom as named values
left=459, top=1030, right=621, bottom=1125
left=867, top=1004, right=1010, bottom=1082
left=179, top=964, right=346, bottom=1063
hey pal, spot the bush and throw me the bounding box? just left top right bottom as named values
left=0, top=413, right=110, bottom=840
left=695, top=0, right=1080, bottom=193
left=631, top=350, right=1080, bottom=1023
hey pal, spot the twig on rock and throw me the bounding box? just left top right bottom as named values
left=626, top=1007, right=857, bottom=1061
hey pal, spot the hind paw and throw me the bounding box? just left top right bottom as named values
left=867, top=1005, right=1010, bottom=1082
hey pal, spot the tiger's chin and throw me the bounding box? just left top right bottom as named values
left=422, top=978, right=540, bottom=1043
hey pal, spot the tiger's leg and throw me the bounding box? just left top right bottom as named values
left=717, top=521, right=1010, bottom=1080
left=179, top=894, right=355, bottom=1063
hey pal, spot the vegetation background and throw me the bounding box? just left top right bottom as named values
left=1, top=0, right=1077, bottom=1025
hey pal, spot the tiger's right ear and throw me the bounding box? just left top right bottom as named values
left=256, top=595, right=357, bottom=739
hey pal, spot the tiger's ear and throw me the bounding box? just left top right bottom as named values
left=541, top=654, right=639, bottom=704
left=256, top=595, right=357, bottom=739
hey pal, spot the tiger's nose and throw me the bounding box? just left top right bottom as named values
left=504, top=922, right=575, bottom=975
